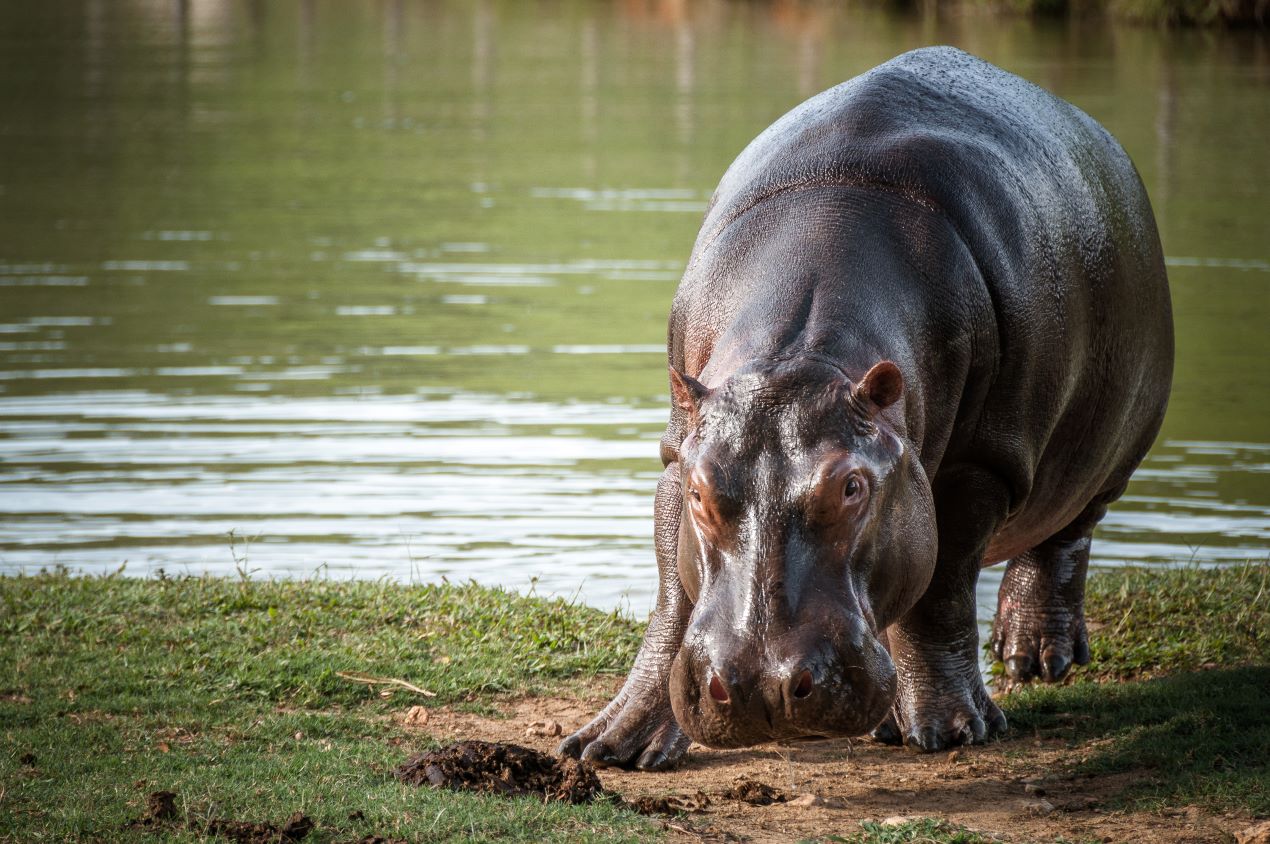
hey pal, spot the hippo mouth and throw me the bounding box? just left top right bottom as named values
left=666, top=631, right=897, bottom=750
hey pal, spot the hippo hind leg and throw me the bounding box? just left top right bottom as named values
left=989, top=499, right=1111, bottom=684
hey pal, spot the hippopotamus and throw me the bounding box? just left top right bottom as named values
left=559, top=46, right=1173, bottom=770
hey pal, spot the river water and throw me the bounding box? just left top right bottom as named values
left=0, top=1, right=1266, bottom=626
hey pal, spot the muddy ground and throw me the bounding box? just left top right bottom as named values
left=400, top=682, right=1254, bottom=844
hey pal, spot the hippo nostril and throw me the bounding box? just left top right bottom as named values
left=793, top=669, right=814, bottom=700
left=708, top=673, right=730, bottom=704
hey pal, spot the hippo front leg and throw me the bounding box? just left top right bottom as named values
left=558, top=460, right=692, bottom=770
left=876, top=469, right=1010, bottom=751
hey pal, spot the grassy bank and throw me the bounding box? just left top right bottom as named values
left=2, top=564, right=1266, bottom=842
left=999, top=563, right=1269, bottom=815
left=0, top=575, right=648, bottom=842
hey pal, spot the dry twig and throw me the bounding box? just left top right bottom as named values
left=335, top=671, right=436, bottom=697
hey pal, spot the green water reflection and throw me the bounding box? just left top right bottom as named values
left=0, top=1, right=1266, bottom=612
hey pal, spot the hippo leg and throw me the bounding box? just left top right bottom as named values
left=990, top=503, right=1106, bottom=684
left=880, top=469, right=1010, bottom=751
left=558, top=460, right=692, bottom=770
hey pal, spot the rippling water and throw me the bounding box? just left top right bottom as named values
left=0, top=1, right=1266, bottom=625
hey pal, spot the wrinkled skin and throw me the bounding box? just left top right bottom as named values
left=559, top=47, right=1173, bottom=770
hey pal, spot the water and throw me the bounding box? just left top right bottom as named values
left=0, top=2, right=1266, bottom=627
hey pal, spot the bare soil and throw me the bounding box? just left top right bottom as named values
left=404, top=681, right=1254, bottom=844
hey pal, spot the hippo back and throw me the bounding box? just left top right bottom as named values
left=684, top=47, right=1173, bottom=545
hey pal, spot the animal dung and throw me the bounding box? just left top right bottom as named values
left=394, top=740, right=604, bottom=805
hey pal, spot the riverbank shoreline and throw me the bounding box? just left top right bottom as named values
left=1, top=565, right=1265, bottom=842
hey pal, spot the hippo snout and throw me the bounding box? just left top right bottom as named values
left=667, top=620, right=896, bottom=748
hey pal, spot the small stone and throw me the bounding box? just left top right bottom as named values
left=881, top=815, right=918, bottom=826
left=1024, top=783, right=1046, bottom=796
left=1235, top=820, right=1270, bottom=844
left=524, top=720, right=562, bottom=738
left=403, top=705, right=429, bottom=726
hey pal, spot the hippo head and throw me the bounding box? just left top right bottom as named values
left=666, top=355, right=937, bottom=747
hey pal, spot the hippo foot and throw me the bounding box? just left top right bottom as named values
left=558, top=687, right=690, bottom=771
left=990, top=600, right=1090, bottom=685
left=869, top=712, right=902, bottom=745
left=990, top=548, right=1092, bottom=685
left=888, top=670, right=1007, bottom=751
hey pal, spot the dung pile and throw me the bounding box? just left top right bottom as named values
left=394, top=740, right=604, bottom=805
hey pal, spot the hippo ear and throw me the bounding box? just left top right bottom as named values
left=854, top=360, right=904, bottom=413
left=669, top=366, right=711, bottom=416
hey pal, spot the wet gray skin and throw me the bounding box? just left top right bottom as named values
left=560, top=47, right=1172, bottom=770
left=664, top=358, right=929, bottom=749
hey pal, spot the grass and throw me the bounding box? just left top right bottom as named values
left=1, top=563, right=1266, bottom=842
left=804, top=817, right=1011, bottom=843
left=997, top=563, right=1270, bottom=815
left=1079, top=563, right=1268, bottom=682
left=1, top=570, right=644, bottom=710
left=987, top=561, right=1269, bottom=686
left=805, top=817, right=1098, bottom=843
left=0, top=572, right=648, bottom=842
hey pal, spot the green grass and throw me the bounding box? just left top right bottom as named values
left=1080, top=563, right=1269, bottom=682
left=1, top=564, right=1266, bottom=841
left=0, top=571, right=649, bottom=843
left=804, top=817, right=1097, bottom=844
left=803, top=817, right=1008, bottom=843
left=998, top=563, right=1270, bottom=815
left=1, top=569, right=643, bottom=710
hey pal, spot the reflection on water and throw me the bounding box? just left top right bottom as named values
left=0, top=1, right=1267, bottom=624
left=0, top=389, right=1267, bottom=619
left=0, top=391, right=667, bottom=609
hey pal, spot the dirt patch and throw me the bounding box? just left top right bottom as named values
left=720, top=777, right=787, bottom=806
left=406, top=686, right=1254, bottom=844
left=122, top=790, right=180, bottom=831
left=625, top=791, right=712, bottom=815
left=204, top=813, right=314, bottom=844
left=394, top=740, right=604, bottom=804
left=144, top=790, right=178, bottom=821
left=124, top=791, right=313, bottom=843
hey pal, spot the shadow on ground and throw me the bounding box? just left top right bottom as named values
left=1004, top=665, right=1270, bottom=813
